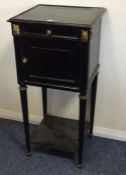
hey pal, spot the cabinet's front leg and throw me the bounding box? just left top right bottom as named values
left=42, top=87, right=47, bottom=118
left=77, top=94, right=87, bottom=167
left=19, top=84, right=31, bottom=155
left=89, top=74, right=98, bottom=137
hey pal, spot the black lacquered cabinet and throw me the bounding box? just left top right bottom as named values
left=8, top=4, right=106, bottom=166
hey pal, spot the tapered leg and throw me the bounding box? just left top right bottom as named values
left=89, top=74, right=98, bottom=137
left=77, top=94, right=87, bottom=166
left=19, top=84, right=31, bottom=155
left=42, top=87, right=47, bottom=117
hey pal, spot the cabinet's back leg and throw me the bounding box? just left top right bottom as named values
left=89, top=74, right=98, bottom=137
left=42, top=87, right=47, bottom=118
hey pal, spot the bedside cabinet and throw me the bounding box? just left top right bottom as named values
left=8, top=4, right=106, bottom=166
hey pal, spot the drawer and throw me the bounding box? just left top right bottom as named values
left=14, top=23, right=82, bottom=40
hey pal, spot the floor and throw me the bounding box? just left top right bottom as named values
left=0, top=118, right=126, bottom=175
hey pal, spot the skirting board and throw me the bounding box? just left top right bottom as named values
left=0, top=109, right=42, bottom=125
left=0, top=109, right=126, bottom=142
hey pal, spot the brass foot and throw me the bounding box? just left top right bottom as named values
left=76, top=163, right=84, bottom=168
left=27, top=152, right=32, bottom=156
left=74, top=154, right=84, bottom=168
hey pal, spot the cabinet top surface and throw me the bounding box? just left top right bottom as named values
left=8, top=4, right=106, bottom=27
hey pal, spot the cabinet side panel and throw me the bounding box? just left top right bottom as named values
left=88, top=18, right=102, bottom=81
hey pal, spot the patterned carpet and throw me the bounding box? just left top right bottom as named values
left=0, top=118, right=126, bottom=175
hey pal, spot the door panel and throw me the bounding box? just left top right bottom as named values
left=29, top=47, right=73, bottom=79
left=22, top=36, right=80, bottom=85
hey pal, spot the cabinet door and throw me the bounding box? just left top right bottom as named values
left=22, top=37, right=81, bottom=86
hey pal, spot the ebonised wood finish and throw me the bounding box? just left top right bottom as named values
left=8, top=4, right=106, bottom=166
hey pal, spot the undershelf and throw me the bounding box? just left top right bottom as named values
left=31, top=115, right=90, bottom=152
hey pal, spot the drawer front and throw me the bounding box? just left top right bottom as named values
left=20, top=36, right=81, bottom=86
left=19, top=23, right=81, bottom=40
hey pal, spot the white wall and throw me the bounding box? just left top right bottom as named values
left=0, top=1, right=126, bottom=134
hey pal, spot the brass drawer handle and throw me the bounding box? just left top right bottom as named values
left=46, top=29, right=52, bottom=35
left=22, top=57, right=27, bottom=63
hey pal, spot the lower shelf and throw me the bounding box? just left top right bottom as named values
left=31, top=115, right=90, bottom=152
